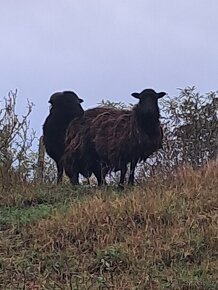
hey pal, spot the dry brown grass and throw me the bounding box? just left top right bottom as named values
left=0, top=161, right=218, bottom=289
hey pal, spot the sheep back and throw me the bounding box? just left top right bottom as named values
left=64, top=107, right=121, bottom=179
left=92, top=110, right=164, bottom=173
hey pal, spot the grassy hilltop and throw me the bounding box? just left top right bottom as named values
left=0, top=161, right=217, bottom=289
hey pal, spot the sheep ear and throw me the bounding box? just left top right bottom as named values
left=79, top=98, right=84, bottom=103
left=131, top=92, right=140, bottom=99
left=157, top=92, right=166, bottom=99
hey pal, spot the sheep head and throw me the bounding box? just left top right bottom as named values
left=131, top=88, right=166, bottom=125
left=48, top=91, right=84, bottom=118
left=131, top=89, right=166, bottom=100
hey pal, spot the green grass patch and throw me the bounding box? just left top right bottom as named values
left=0, top=163, right=217, bottom=289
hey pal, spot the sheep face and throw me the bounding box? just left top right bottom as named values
left=132, top=89, right=166, bottom=119
left=49, top=91, right=84, bottom=118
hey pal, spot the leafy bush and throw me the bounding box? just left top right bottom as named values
left=145, top=87, right=218, bottom=178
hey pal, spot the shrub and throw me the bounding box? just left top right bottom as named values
left=0, top=90, right=37, bottom=187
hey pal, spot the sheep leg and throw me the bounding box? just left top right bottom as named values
left=119, top=166, right=127, bottom=187
left=57, top=162, right=63, bottom=184
left=70, top=172, right=79, bottom=185
left=93, top=165, right=107, bottom=186
left=101, top=167, right=108, bottom=185
left=128, top=160, right=137, bottom=185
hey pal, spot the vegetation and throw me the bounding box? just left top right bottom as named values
left=0, top=161, right=217, bottom=289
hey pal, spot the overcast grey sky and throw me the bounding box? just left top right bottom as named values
left=0, top=0, right=218, bottom=136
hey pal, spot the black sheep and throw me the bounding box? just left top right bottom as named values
left=91, top=88, right=165, bottom=186
left=63, top=88, right=165, bottom=186
left=42, top=91, right=84, bottom=183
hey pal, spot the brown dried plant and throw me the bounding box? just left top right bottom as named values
left=0, top=90, right=36, bottom=187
